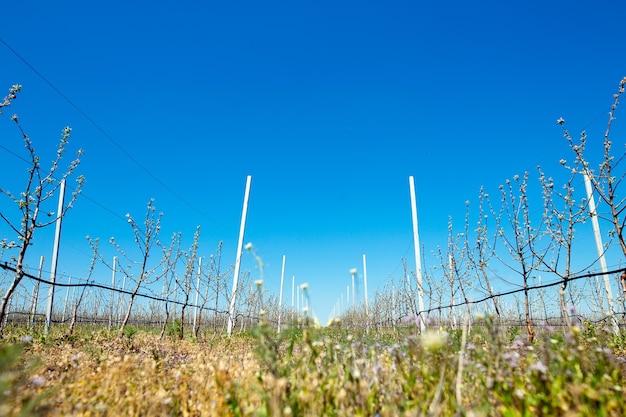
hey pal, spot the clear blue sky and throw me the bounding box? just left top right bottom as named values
left=1, top=0, right=625, bottom=323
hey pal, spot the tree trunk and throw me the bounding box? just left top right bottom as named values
left=119, top=280, right=142, bottom=334
left=0, top=239, right=30, bottom=331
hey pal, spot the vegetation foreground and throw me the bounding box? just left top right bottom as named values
left=0, top=317, right=625, bottom=416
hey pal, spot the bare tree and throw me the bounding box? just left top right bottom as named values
left=112, top=199, right=163, bottom=334
left=535, top=164, right=597, bottom=326
left=558, top=78, right=626, bottom=330
left=490, top=172, right=547, bottom=342
left=0, top=85, right=84, bottom=331
left=66, top=239, right=99, bottom=336
left=463, top=190, right=501, bottom=318
left=158, top=232, right=182, bottom=340
left=176, top=226, right=200, bottom=340
left=194, top=240, right=224, bottom=337
left=560, top=77, right=626, bottom=257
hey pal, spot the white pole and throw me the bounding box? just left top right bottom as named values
left=228, top=176, right=252, bottom=337
left=45, top=179, right=66, bottom=334
left=291, top=275, right=295, bottom=309
left=363, top=255, right=369, bottom=313
left=193, top=257, right=202, bottom=335
left=583, top=173, right=619, bottom=335
left=449, top=253, right=457, bottom=329
left=62, top=276, right=71, bottom=323
left=29, top=256, right=44, bottom=327
left=119, top=274, right=127, bottom=325
left=392, top=281, right=396, bottom=326
left=277, top=255, right=286, bottom=333
left=347, top=285, right=350, bottom=308
left=350, top=269, right=356, bottom=308
left=341, top=293, right=343, bottom=315
left=409, top=176, right=426, bottom=332
left=297, top=285, right=300, bottom=311
left=109, top=256, right=117, bottom=330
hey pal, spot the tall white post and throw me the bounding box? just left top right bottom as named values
left=449, top=253, right=457, bottom=329
left=340, top=293, right=343, bottom=315
left=109, top=256, right=117, bottom=330
left=193, top=257, right=202, bottom=335
left=62, top=276, right=71, bottom=323
left=118, top=274, right=127, bottom=325
left=350, top=269, right=357, bottom=308
left=409, top=176, right=426, bottom=331
left=45, top=179, right=66, bottom=334
left=29, top=256, right=44, bottom=327
left=583, top=173, right=619, bottom=335
left=362, top=255, right=369, bottom=313
left=277, top=255, right=286, bottom=333
left=391, top=281, right=396, bottom=326
left=228, top=175, right=252, bottom=337
left=291, top=275, right=295, bottom=309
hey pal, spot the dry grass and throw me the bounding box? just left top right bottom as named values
left=1, top=318, right=626, bottom=416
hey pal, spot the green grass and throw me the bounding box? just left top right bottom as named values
left=0, top=317, right=624, bottom=416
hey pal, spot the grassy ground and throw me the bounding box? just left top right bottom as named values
left=1, top=317, right=625, bottom=416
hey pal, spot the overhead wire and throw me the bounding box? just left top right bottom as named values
left=0, top=37, right=233, bottom=234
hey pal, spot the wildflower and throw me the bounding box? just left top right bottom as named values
left=421, top=330, right=448, bottom=351
left=20, top=335, right=33, bottom=344
left=300, top=283, right=308, bottom=290
left=529, top=360, right=548, bottom=374
left=557, top=117, right=565, bottom=125
left=502, top=351, right=520, bottom=368
left=406, top=313, right=422, bottom=328
left=254, top=279, right=263, bottom=287
left=349, top=268, right=357, bottom=275
left=245, top=242, right=253, bottom=251
left=302, top=306, right=309, bottom=313
left=30, top=376, right=46, bottom=387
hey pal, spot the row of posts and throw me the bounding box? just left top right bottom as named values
left=21, top=175, right=625, bottom=336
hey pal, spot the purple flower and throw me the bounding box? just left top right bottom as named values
left=502, top=351, right=520, bottom=368
left=529, top=361, right=548, bottom=374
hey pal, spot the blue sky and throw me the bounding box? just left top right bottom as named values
left=1, top=0, right=625, bottom=323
